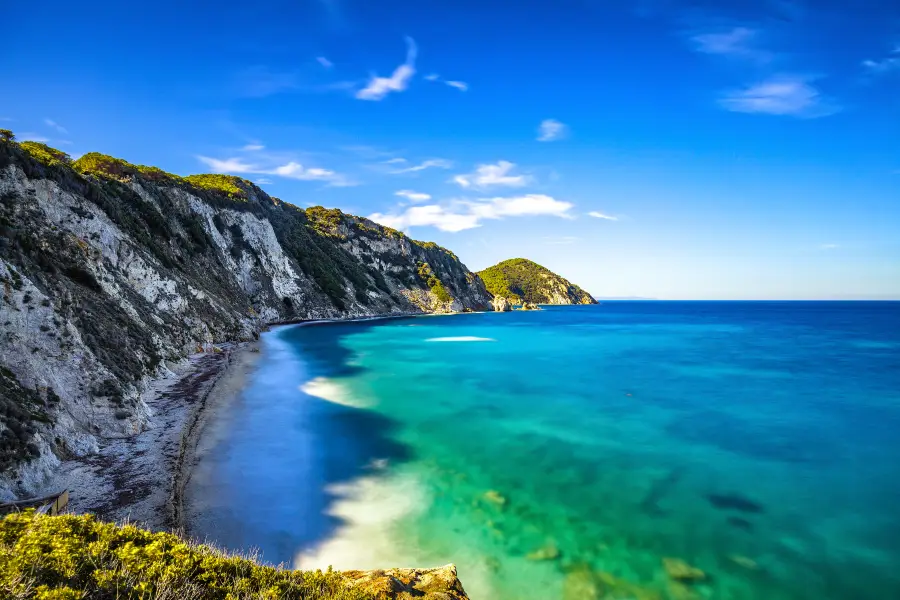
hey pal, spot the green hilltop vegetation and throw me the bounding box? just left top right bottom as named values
left=478, top=258, right=597, bottom=305
left=0, top=511, right=381, bottom=600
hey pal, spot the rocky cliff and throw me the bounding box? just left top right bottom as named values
left=0, top=137, right=492, bottom=499
left=478, top=258, right=597, bottom=305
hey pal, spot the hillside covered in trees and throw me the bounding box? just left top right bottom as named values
left=478, top=258, right=597, bottom=305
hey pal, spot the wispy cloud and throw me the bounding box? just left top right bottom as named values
left=369, top=194, right=574, bottom=232
left=424, top=73, right=469, bottom=91
left=0, top=117, right=13, bottom=122
left=243, top=143, right=265, bottom=151
left=453, top=161, right=531, bottom=189
left=395, top=190, right=432, bottom=202
left=862, top=45, right=900, bottom=75
left=588, top=211, right=618, bottom=220
left=17, top=132, right=50, bottom=143
left=256, top=177, right=274, bottom=185
left=356, top=37, right=417, bottom=101
left=390, top=158, right=453, bottom=174
left=819, top=243, right=839, bottom=250
left=197, top=155, right=355, bottom=186
left=235, top=66, right=358, bottom=97
left=317, top=56, right=334, bottom=69
left=537, top=119, right=568, bottom=142
left=44, top=119, right=68, bottom=134
left=719, top=75, right=840, bottom=118
left=689, top=27, right=771, bottom=62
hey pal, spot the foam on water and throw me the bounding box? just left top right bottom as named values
left=300, top=376, right=369, bottom=408
left=294, top=470, right=429, bottom=571
left=425, top=336, right=497, bottom=342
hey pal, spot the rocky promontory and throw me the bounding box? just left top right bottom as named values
left=478, top=258, right=597, bottom=306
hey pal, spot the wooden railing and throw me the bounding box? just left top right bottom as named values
left=0, top=490, right=69, bottom=516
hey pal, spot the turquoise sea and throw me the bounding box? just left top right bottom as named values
left=188, top=302, right=900, bottom=599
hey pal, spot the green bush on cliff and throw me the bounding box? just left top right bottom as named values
left=306, top=206, right=345, bottom=237
left=18, top=142, right=72, bottom=168
left=417, top=262, right=452, bottom=304
left=184, top=174, right=251, bottom=201
left=73, top=152, right=186, bottom=186
left=0, top=512, right=376, bottom=600
left=0, top=129, right=14, bottom=143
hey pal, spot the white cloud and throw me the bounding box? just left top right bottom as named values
left=424, top=73, right=440, bottom=81
left=537, top=119, right=568, bottom=142
left=256, top=178, right=274, bottom=184
left=453, top=161, right=531, bottom=189
left=395, top=190, right=432, bottom=202
left=390, top=158, right=453, bottom=174
left=862, top=49, right=900, bottom=74
left=383, top=157, right=408, bottom=164
left=243, top=143, right=265, bottom=151
left=719, top=76, right=840, bottom=118
left=369, top=194, right=573, bottom=233
left=0, top=117, right=13, bottom=122
left=317, top=56, right=334, bottom=69
left=445, top=80, right=468, bottom=91
left=588, top=211, right=618, bottom=220
left=370, top=205, right=481, bottom=232
left=690, top=27, right=770, bottom=62
left=44, top=118, right=68, bottom=134
left=197, top=155, right=353, bottom=186
left=356, top=37, right=417, bottom=101
left=197, top=156, right=257, bottom=173
left=819, top=243, right=839, bottom=250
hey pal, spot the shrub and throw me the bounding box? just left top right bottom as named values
left=0, top=512, right=377, bottom=600
left=305, top=206, right=345, bottom=237
left=0, top=129, right=14, bottom=143
left=18, top=142, right=71, bottom=167
left=417, top=262, right=452, bottom=304
left=73, top=153, right=185, bottom=186
left=183, top=174, right=250, bottom=200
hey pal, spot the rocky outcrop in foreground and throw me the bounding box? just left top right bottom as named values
left=0, top=137, right=493, bottom=499
left=0, top=511, right=471, bottom=600
left=478, top=258, right=597, bottom=305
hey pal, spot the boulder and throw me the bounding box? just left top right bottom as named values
left=491, top=295, right=512, bottom=312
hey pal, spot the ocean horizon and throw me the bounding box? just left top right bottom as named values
left=186, top=301, right=900, bottom=600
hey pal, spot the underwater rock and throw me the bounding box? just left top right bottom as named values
left=526, top=542, right=560, bottom=561
left=483, top=489, right=507, bottom=507
left=662, top=558, right=706, bottom=582
left=562, top=565, right=603, bottom=600
left=706, top=493, right=764, bottom=514
left=728, top=555, right=759, bottom=570
left=563, top=564, right=662, bottom=600
left=727, top=516, right=754, bottom=531
left=667, top=581, right=701, bottom=600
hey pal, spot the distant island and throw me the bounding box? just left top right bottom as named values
left=478, top=258, right=597, bottom=306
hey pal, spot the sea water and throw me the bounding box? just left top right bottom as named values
left=187, top=302, right=900, bottom=599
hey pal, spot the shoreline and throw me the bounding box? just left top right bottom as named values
left=38, top=310, right=470, bottom=531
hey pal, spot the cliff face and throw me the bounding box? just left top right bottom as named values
left=0, top=140, right=492, bottom=498
left=478, top=258, right=597, bottom=305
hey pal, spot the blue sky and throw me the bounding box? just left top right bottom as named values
left=2, top=0, right=899, bottom=299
